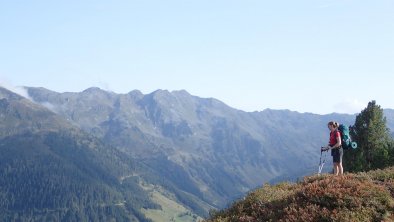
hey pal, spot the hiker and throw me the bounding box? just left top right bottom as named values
left=322, top=121, right=343, bottom=175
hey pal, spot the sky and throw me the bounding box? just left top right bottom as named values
left=0, top=0, right=393, bottom=114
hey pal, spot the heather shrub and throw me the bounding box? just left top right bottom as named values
left=206, top=167, right=394, bottom=222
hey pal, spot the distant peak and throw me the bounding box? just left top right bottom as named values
left=83, top=87, right=104, bottom=92
left=152, top=89, right=170, bottom=94
left=128, top=89, right=143, bottom=96
left=171, top=89, right=191, bottom=97
left=82, top=87, right=111, bottom=94
left=127, top=90, right=144, bottom=100
left=150, top=89, right=171, bottom=98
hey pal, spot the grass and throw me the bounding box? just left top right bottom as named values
left=139, top=181, right=203, bottom=222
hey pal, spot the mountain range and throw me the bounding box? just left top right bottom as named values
left=1, top=86, right=393, bottom=221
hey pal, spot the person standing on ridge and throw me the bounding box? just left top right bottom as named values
left=322, top=121, right=343, bottom=175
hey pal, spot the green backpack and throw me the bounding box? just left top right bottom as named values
left=338, top=124, right=357, bottom=149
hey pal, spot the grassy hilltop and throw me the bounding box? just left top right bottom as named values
left=207, top=167, right=394, bottom=222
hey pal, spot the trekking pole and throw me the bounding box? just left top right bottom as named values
left=318, top=147, right=329, bottom=175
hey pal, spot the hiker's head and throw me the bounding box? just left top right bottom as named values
left=327, top=121, right=339, bottom=131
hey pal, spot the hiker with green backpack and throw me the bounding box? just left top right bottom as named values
left=319, top=122, right=358, bottom=175
left=321, top=121, right=343, bottom=175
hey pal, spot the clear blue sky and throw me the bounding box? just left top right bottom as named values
left=1, top=0, right=393, bottom=114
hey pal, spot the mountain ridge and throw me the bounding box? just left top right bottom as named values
left=21, top=86, right=387, bottom=115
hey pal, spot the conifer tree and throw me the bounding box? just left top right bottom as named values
left=344, top=100, right=392, bottom=172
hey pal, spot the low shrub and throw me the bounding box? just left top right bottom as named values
left=206, top=167, right=394, bottom=222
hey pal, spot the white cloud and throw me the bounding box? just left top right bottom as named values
left=0, top=78, right=59, bottom=112
left=40, top=101, right=57, bottom=112
left=98, top=81, right=113, bottom=92
left=0, top=78, right=32, bottom=100
left=333, top=99, right=366, bottom=114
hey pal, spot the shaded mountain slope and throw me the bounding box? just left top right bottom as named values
left=0, top=87, right=160, bottom=221
left=206, top=167, right=394, bottom=222
left=0, top=132, right=144, bottom=221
